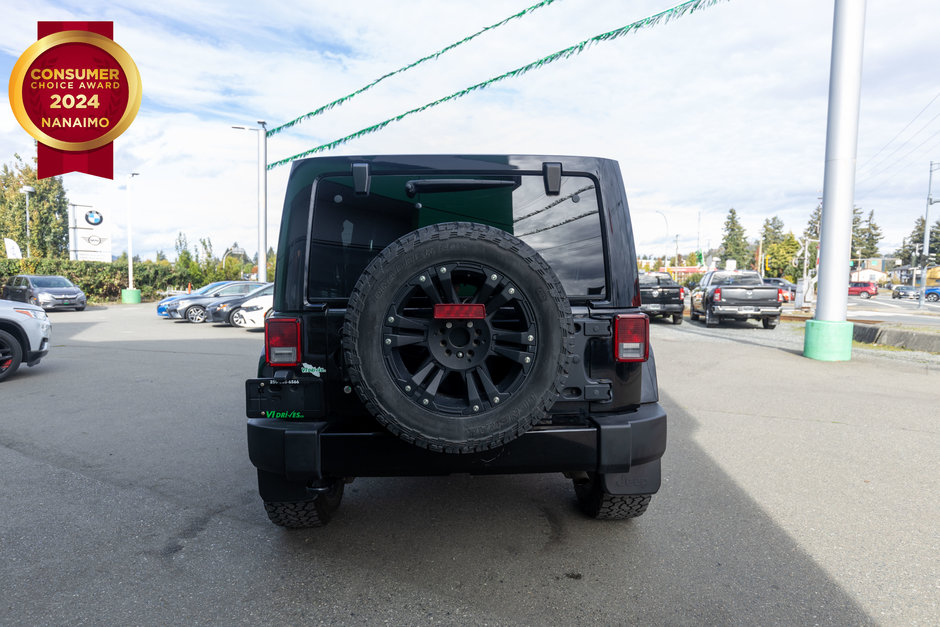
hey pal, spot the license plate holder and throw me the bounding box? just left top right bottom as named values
left=246, top=378, right=324, bottom=419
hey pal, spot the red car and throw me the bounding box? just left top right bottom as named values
left=848, top=281, right=878, bottom=299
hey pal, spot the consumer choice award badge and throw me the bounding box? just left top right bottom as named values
left=8, top=22, right=141, bottom=180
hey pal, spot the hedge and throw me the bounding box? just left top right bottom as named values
left=0, top=258, right=246, bottom=302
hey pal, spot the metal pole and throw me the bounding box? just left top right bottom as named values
left=258, top=120, right=268, bottom=283
left=917, top=161, right=939, bottom=308
left=804, top=0, right=866, bottom=361
left=128, top=173, right=139, bottom=290
left=815, top=0, right=866, bottom=323
left=24, top=193, right=31, bottom=258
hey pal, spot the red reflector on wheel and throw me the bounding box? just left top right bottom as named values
left=614, top=314, right=649, bottom=362
left=265, top=317, right=301, bottom=366
left=433, top=303, right=486, bottom=319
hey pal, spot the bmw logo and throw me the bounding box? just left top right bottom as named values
left=85, top=210, right=103, bottom=226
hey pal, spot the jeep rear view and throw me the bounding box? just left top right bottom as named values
left=246, top=155, right=666, bottom=528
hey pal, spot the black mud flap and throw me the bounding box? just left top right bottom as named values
left=246, top=377, right=324, bottom=419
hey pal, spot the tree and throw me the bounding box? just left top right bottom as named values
left=803, top=202, right=822, bottom=265
left=719, top=208, right=749, bottom=269
left=850, top=206, right=865, bottom=259
left=765, top=232, right=801, bottom=278
left=0, top=154, right=69, bottom=258
left=858, top=210, right=882, bottom=259
left=761, top=216, right=785, bottom=248
left=896, top=216, right=940, bottom=266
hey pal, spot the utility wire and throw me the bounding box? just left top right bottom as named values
left=269, top=0, right=729, bottom=168
left=266, top=0, right=560, bottom=137
left=857, top=89, right=940, bottom=172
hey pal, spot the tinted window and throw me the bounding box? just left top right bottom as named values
left=306, top=173, right=606, bottom=300
left=711, top=273, right=763, bottom=286
left=639, top=273, right=677, bottom=287
left=31, top=276, right=73, bottom=288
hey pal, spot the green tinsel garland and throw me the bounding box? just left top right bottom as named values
left=269, top=0, right=729, bottom=169
left=266, top=0, right=559, bottom=137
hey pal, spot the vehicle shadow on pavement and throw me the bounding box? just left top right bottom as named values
left=258, top=392, right=871, bottom=625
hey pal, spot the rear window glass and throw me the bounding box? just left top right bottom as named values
left=711, top=273, right=763, bottom=286
left=306, top=173, right=606, bottom=300
left=639, top=273, right=677, bottom=287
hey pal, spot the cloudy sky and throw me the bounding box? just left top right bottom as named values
left=2, top=0, right=939, bottom=263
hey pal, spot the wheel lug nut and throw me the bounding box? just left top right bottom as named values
left=457, top=352, right=464, bottom=358
left=439, top=267, right=447, bottom=274
left=490, top=274, right=498, bottom=281
left=508, top=288, right=515, bottom=295
left=467, top=321, right=473, bottom=328
left=385, top=338, right=392, bottom=345
left=419, top=275, right=427, bottom=282
left=446, top=322, right=453, bottom=328
left=524, top=356, right=531, bottom=364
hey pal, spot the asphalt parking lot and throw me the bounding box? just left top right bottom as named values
left=1, top=305, right=937, bottom=625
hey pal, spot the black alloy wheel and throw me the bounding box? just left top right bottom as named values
left=0, top=330, right=23, bottom=383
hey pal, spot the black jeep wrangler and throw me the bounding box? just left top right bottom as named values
left=246, top=155, right=666, bottom=528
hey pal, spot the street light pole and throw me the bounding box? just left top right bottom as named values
left=917, top=160, right=939, bottom=309
left=232, top=121, right=268, bottom=283
left=127, top=173, right=139, bottom=290
left=19, top=186, right=35, bottom=258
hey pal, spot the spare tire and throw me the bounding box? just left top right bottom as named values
left=343, top=222, right=573, bottom=454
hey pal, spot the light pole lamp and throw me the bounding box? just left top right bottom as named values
left=918, top=161, right=940, bottom=308
left=232, top=120, right=268, bottom=283
left=19, top=186, right=35, bottom=258
left=223, top=246, right=247, bottom=275
left=127, top=173, right=139, bottom=290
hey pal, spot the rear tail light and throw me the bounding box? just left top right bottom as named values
left=777, top=288, right=784, bottom=303
left=679, top=287, right=685, bottom=300
left=265, top=317, right=301, bottom=366
left=713, top=287, right=722, bottom=302
left=614, top=314, right=649, bottom=362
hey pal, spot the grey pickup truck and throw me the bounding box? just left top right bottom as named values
left=689, top=270, right=783, bottom=329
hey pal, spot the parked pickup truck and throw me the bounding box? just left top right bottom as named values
left=639, top=272, right=684, bottom=324
left=690, top=270, right=783, bottom=329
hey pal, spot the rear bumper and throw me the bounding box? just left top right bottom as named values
left=247, top=402, right=666, bottom=486
left=712, top=304, right=781, bottom=317
left=640, top=303, right=683, bottom=314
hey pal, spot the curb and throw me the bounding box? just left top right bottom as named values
left=851, top=323, right=940, bottom=353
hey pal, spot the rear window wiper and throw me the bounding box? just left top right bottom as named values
left=405, top=178, right=519, bottom=198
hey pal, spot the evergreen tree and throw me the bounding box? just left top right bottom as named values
left=719, top=208, right=749, bottom=269
left=803, top=202, right=822, bottom=265
left=761, top=216, right=785, bottom=248
left=0, top=154, right=69, bottom=258
left=897, top=216, right=940, bottom=266
left=858, top=210, right=882, bottom=258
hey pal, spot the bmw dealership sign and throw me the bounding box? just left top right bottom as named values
left=69, top=206, right=111, bottom=262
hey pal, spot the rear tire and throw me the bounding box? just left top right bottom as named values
left=574, top=474, right=652, bottom=520
left=0, top=329, right=24, bottom=383
left=263, top=481, right=344, bottom=528
left=689, top=308, right=700, bottom=321
left=860, top=291, right=871, bottom=299
left=927, top=293, right=939, bottom=302
left=762, top=316, right=779, bottom=329
left=672, top=313, right=682, bottom=325
left=705, top=305, right=718, bottom=327
left=343, top=222, right=573, bottom=454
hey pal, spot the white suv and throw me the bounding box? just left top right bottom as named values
left=0, top=299, right=52, bottom=382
